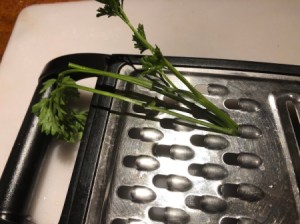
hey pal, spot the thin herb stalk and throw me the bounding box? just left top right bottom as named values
left=64, top=83, right=236, bottom=135
left=67, top=63, right=229, bottom=127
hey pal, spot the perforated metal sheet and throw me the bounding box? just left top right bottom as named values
left=87, top=65, right=300, bottom=224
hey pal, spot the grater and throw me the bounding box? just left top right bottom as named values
left=0, top=54, right=299, bottom=224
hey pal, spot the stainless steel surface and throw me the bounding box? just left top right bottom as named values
left=89, top=66, right=300, bottom=224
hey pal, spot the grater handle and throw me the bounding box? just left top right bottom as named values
left=0, top=83, right=51, bottom=224
left=0, top=53, right=111, bottom=224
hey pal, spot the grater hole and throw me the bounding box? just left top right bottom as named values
left=111, top=219, right=127, bottom=224
left=153, top=174, right=192, bottom=192
left=128, top=127, right=164, bottom=142
left=218, top=183, right=265, bottom=202
left=218, top=183, right=239, bottom=198
left=207, top=84, right=229, bottom=96
left=160, top=118, right=194, bottom=132
left=224, top=99, right=261, bottom=112
left=169, top=145, right=195, bottom=160
left=152, top=144, right=170, bottom=157
left=190, top=135, right=205, bottom=147
left=123, top=155, right=160, bottom=171
left=287, top=101, right=300, bottom=143
left=162, top=96, right=179, bottom=105
left=148, top=207, right=164, bottom=222
left=190, top=134, right=229, bottom=150
left=148, top=207, right=190, bottom=224
left=223, top=152, right=263, bottom=169
left=219, top=217, right=239, bottom=224
left=123, top=155, right=137, bottom=168
left=220, top=217, right=260, bottom=224
left=222, top=153, right=238, bottom=166
left=117, top=185, right=156, bottom=203
left=185, top=195, right=227, bottom=213
left=111, top=218, right=145, bottom=224
left=188, top=163, right=228, bottom=180
left=128, top=128, right=141, bottom=139
left=286, top=101, right=300, bottom=187
left=152, top=144, right=195, bottom=161
left=238, top=125, right=262, bottom=139
left=224, top=99, right=240, bottom=110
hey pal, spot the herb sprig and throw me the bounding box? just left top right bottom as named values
left=32, top=0, right=239, bottom=143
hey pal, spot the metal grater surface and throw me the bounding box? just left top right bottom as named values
left=89, top=65, right=300, bottom=224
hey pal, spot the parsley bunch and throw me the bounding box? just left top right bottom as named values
left=32, top=76, right=87, bottom=142
left=32, top=0, right=239, bottom=143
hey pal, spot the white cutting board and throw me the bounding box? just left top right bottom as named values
left=0, top=0, right=300, bottom=223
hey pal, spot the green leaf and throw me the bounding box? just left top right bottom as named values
left=96, top=0, right=123, bottom=17
left=141, top=46, right=164, bottom=75
left=32, top=76, right=87, bottom=143
left=39, top=79, right=56, bottom=93
left=133, top=24, right=147, bottom=53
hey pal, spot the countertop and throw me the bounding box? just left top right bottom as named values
left=0, top=0, right=84, bottom=62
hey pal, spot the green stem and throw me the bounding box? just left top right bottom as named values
left=65, top=64, right=225, bottom=127
left=119, top=8, right=155, bottom=53
left=64, top=83, right=237, bottom=135
left=67, top=83, right=145, bottom=105
left=162, top=58, right=238, bottom=129
left=158, top=70, right=177, bottom=90
left=62, top=65, right=152, bottom=89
